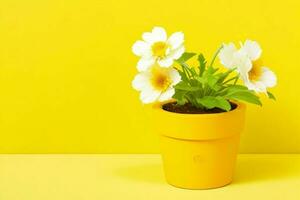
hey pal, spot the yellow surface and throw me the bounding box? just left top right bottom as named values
left=0, top=0, right=300, bottom=153
left=0, top=154, right=299, bottom=199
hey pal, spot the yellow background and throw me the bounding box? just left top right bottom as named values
left=0, top=0, right=299, bottom=153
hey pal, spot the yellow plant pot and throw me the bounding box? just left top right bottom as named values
left=151, top=101, right=246, bottom=189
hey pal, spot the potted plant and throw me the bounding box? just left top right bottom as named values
left=131, top=27, right=277, bottom=189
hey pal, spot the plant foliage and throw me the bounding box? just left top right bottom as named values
left=173, top=52, right=263, bottom=111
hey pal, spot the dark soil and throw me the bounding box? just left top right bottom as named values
left=162, top=102, right=237, bottom=114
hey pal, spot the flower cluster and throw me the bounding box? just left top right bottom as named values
left=219, top=40, right=276, bottom=93
left=132, top=27, right=184, bottom=103
left=132, top=27, right=277, bottom=110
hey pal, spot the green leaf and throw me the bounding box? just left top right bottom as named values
left=226, top=91, right=262, bottom=106
left=204, top=66, right=219, bottom=76
left=267, top=91, right=276, bottom=100
left=209, top=45, right=223, bottom=67
left=216, top=68, right=236, bottom=84
left=226, top=84, right=249, bottom=91
left=222, top=75, right=239, bottom=85
left=173, top=89, right=188, bottom=105
left=189, top=67, right=197, bottom=76
left=181, top=63, right=197, bottom=77
left=178, top=69, right=188, bottom=82
left=177, top=99, right=187, bottom=105
left=196, top=96, right=231, bottom=111
left=197, top=53, right=206, bottom=76
left=195, top=76, right=205, bottom=84
left=176, top=52, right=196, bottom=63
left=174, top=81, right=199, bottom=91
left=207, top=75, right=218, bottom=89
left=233, top=74, right=239, bottom=85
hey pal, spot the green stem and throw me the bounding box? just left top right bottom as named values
left=223, top=75, right=239, bottom=85
left=181, top=63, right=192, bottom=79
left=233, top=74, right=240, bottom=85
left=209, top=45, right=223, bottom=68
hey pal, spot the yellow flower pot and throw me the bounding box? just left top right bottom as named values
left=151, top=101, right=246, bottom=189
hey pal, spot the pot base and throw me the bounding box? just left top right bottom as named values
left=167, top=180, right=233, bottom=190
left=160, top=134, right=240, bottom=190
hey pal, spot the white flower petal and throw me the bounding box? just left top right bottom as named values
left=168, top=32, right=184, bottom=49
left=240, top=40, right=262, bottom=61
left=219, top=43, right=237, bottom=69
left=142, top=32, right=154, bottom=44
left=157, top=57, right=174, bottom=67
left=132, top=72, right=150, bottom=91
left=169, top=68, right=181, bottom=85
left=169, top=46, right=185, bottom=60
left=159, top=88, right=175, bottom=102
left=151, top=27, right=167, bottom=42
left=140, top=87, right=161, bottom=104
left=132, top=40, right=150, bottom=56
left=137, top=57, right=155, bottom=72
left=234, top=50, right=252, bottom=79
left=242, top=67, right=276, bottom=93
left=141, top=27, right=167, bottom=45
left=245, top=81, right=266, bottom=93
left=260, top=67, right=277, bottom=88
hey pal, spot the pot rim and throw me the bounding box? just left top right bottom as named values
left=152, top=100, right=246, bottom=117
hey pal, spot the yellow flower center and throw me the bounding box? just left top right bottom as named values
left=249, top=59, right=263, bottom=81
left=152, top=42, right=168, bottom=58
left=150, top=67, right=171, bottom=91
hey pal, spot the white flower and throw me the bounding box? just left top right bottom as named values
left=219, top=40, right=277, bottom=93
left=132, top=65, right=181, bottom=104
left=132, top=27, right=185, bottom=72
left=218, top=42, right=237, bottom=69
